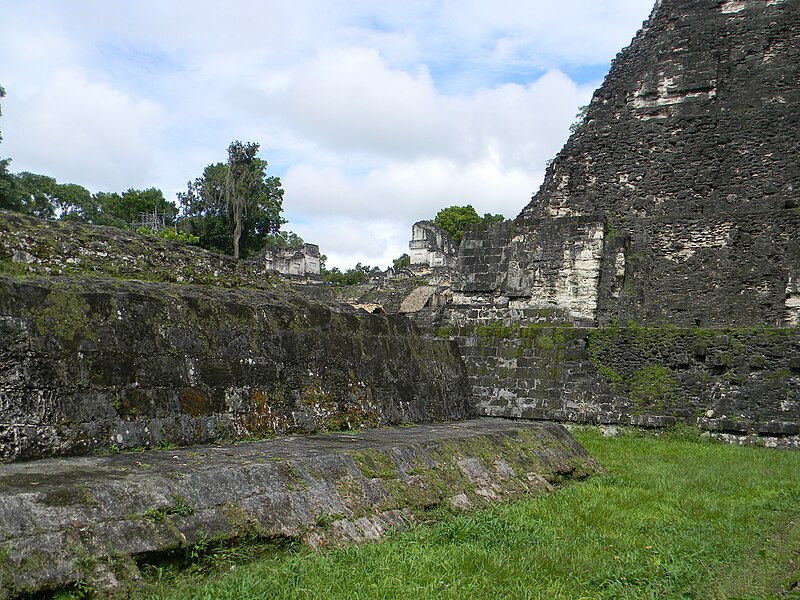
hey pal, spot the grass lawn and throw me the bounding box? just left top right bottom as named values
left=136, top=427, right=800, bottom=599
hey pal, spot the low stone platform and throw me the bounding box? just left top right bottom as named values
left=0, top=418, right=602, bottom=597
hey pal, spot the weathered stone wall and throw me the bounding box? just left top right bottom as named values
left=448, top=325, right=619, bottom=422
left=445, top=211, right=800, bottom=438
left=599, top=212, right=800, bottom=327
left=452, top=211, right=800, bottom=330
left=453, top=217, right=605, bottom=325
left=258, top=242, right=322, bottom=277
left=522, top=0, right=800, bottom=220
left=587, top=324, right=800, bottom=435
left=435, top=0, right=800, bottom=439
left=443, top=323, right=800, bottom=441
left=0, top=275, right=472, bottom=462
left=409, top=221, right=456, bottom=267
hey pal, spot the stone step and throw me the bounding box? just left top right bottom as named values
left=0, top=418, right=602, bottom=597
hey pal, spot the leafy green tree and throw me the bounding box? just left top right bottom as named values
left=0, top=84, right=14, bottom=210
left=0, top=159, right=10, bottom=210
left=481, top=212, right=505, bottom=225
left=1, top=172, right=55, bottom=218
left=321, top=262, right=382, bottom=286
left=117, top=188, right=177, bottom=227
left=263, top=230, right=304, bottom=251
left=69, top=192, right=128, bottom=229
left=60, top=186, right=176, bottom=229
left=2, top=172, right=91, bottom=220
left=179, top=142, right=284, bottom=259
left=226, top=141, right=257, bottom=258
left=433, top=205, right=505, bottom=245
left=392, top=253, right=411, bottom=270
left=57, top=183, right=96, bottom=221
left=433, top=205, right=481, bottom=245
left=569, top=104, right=589, bottom=134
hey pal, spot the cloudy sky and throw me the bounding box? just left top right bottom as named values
left=0, top=0, right=654, bottom=269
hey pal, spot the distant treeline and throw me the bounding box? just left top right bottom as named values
left=0, top=155, right=291, bottom=259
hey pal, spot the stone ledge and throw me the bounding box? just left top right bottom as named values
left=0, top=418, right=602, bottom=597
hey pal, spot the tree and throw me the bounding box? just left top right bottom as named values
left=392, top=253, right=411, bottom=270
left=433, top=205, right=481, bottom=245
left=6, top=172, right=61, bottom=219
left=57, top=185, right=176, bottom=228
left=179, top=142, right=285, bottom=258
left=226, top=141, right=258, bottom=258
left=569, top=104, right=589, bottom=134
left=481, top=212, right=505, bottom=226
left=432, top=205, right=504, bottom=245
left=262, top=230, right=304, bottom=251
left=0, top=84, right=14, bottom=210
left=0, top=172, right=94, bottom=220
left=116, top=188, right=177, bottom=227
left=321, top=262, right=382, bottom=286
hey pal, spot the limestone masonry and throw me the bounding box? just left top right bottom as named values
left=397, top=0, right=800, bottom=444
left=0, top=420, right=601, bottom=596
left=0, top=273, right=471, bottom=461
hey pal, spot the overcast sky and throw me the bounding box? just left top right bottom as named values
left=0, top=0, right=654, bottom=269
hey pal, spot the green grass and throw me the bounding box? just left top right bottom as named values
left=136, top=428, right=800, bottom=599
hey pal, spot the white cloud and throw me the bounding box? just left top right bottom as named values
left=265, top=47, right=453, bottom=160
left=289, top=217, right=405, bottom=271
left=274, top=62, right=592, bottom=268
left=282, top=157, right=542, bottom=270
left=4, top=69, right=164, bottom=191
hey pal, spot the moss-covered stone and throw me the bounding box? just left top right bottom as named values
left=0, top=274, right=472, bottom=462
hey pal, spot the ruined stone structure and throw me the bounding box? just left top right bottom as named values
left=0, top=272, right=472, bottom=462
left=435, top=0, right=800, bottom=444
left=258, top=242, right=322, bottom=278
left=409, top=220, right=457, bottom=268
left=2, top=0, right=800, bottom=593
left=0, top=212, right=601, bottom=595
left=0, top=210, right=482, bottom=463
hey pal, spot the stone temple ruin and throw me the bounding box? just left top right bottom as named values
left=398, top=0, right=800, bottom=443
left=0, top=0, right=798, bottom=594
left=409, top=220, right=457, bottom=268
left=257, top=242, right=321, bottom=278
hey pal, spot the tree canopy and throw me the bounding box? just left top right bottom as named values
left=433, top=204, right=504, bottom=245
left=0, top=84, right=13, bottom=209
left=0, top=172, right=177, bottom=228
left=321, top=261, right=383, bottom=286
left=392, top=253, right=411, bottom=270
left=178, top=141, right=285, bottom=259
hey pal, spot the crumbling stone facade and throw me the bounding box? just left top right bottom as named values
left=258, top=242, right=321, bottom=278
left=434, top=0, right=800, bottom=443
left=409, top=221, right=457, bottom=268
left=0, top=273, right=471, bottom=461
left=523, top=0, right=800, bottom=221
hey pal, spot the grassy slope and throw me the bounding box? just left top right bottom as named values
left=138, top=428, right=800, bottom=599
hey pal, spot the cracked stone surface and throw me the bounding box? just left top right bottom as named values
left=0, top=418, right=602, bottom=597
